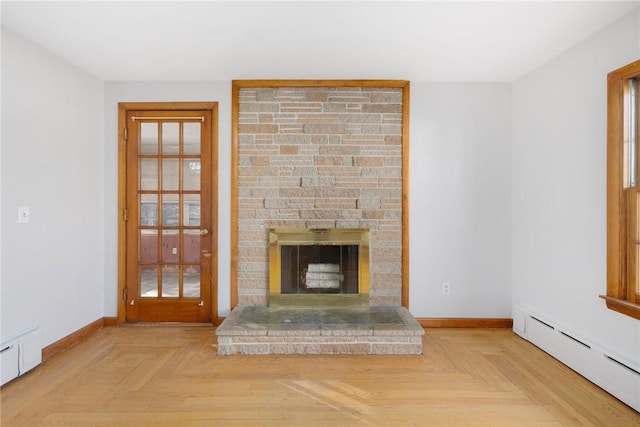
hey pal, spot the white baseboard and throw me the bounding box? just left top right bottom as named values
left=513, top=305, right=639, bottom=412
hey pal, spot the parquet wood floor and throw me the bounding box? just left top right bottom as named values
left=1, top=326, right=638, bottom=426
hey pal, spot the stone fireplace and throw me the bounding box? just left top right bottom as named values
left=216, top=80, right=423, bottom=355
left=269, top=228, right=369, bottom=307
left=233, top=83, right=407, bottom=307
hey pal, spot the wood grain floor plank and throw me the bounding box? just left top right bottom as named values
left=1, top=326, right=638, bottom=426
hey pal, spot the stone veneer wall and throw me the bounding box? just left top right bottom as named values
left=236, top=85, right=404, bottom=306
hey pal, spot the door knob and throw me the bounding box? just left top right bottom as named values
left=200, top=229, right=209, bottom=236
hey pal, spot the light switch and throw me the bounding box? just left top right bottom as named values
left=18, top=207, right=30, bottom=223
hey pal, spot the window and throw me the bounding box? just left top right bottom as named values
left=604, top=59, right=640, bottom=320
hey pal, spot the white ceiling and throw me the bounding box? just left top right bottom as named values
left=2, top=1, right=639, bottom=82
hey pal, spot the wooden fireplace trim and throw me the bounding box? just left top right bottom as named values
left=230, top=79, right=410, bottom=308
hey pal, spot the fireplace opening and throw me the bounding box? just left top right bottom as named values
left=281, top=245, right=358, bottom=295
left=269, top=228, right=369, bottom=307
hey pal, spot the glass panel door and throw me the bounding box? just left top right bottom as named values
left=125, top=110, right=213, bottom=323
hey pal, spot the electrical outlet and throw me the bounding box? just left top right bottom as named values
left=442, top=282, right=450, bottom=295
left=18, top=206, right=30, bottom=223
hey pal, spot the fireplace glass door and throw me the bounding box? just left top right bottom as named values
left=281, top=245, right=359, bottom=295
left=269, top=228, right=369, bottom=307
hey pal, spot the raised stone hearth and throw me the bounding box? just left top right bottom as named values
left=216, top=306, right=423, bottom=355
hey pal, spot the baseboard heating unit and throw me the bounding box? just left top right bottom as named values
left=1, top=326, right=41, bottom=386
left=512, top=305, right=639, bottom=412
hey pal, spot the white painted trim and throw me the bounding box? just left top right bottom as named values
left=1, top=327, right=41, bottom=385
left=513, top=305, right=640, bottom=412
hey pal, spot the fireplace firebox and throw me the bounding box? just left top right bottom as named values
left=269, top=228, right=370, bottom=307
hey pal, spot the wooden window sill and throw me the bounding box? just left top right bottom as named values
left=600, top=295, right=640, bottom=320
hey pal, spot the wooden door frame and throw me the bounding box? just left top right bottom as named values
left=117, top=102, right=219, bottom=325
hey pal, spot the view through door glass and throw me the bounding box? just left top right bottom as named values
left=126, top=110, right=212, bottom=322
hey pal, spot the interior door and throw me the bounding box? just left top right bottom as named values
left=124, top=107, right=215, bottom=322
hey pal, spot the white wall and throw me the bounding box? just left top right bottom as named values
left=512, top=9, right=640, bottom=364
left=103, top=82, right=232, bottom=316
left=1, top=29, right=105, bottom=347
left=9, top=8, right=635, bottom=348
left=409, top=83, right=512, bottom=318
left=102, top=82, right=513, bottom=319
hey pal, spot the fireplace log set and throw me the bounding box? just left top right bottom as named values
left=304, top=264, right=343, bottom=289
